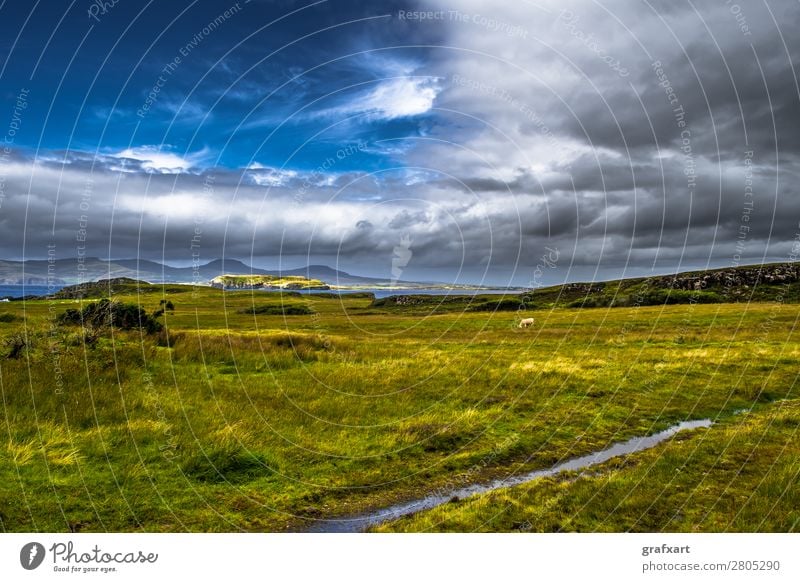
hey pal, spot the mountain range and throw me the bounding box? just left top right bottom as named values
left=0, top=257, right=482, bottom=289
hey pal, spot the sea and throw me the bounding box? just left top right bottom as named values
left=0, top=285, right=61, bottom=299
left=0, top=285, right=522, bottom=301
left=274, top=288, right=524, bottom=300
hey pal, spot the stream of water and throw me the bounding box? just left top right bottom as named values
left=306, top=419, right=713, bottom=533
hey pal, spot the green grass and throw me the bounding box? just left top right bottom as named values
left=375, top=400, right=800, bottom=532
left=0, top=285, right=798, bottom=532
left=525, top=262, right=800, bottom=308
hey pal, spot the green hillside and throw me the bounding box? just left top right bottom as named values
left=210, top=274, right=330, bottom=290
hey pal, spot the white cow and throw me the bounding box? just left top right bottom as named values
left=518, top=317, right=535, bottom=328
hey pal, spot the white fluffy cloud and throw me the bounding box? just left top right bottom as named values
left=360, top=77, right=441, bottom=119
left=318, top=76, right=441, bottom=121
left=111, top=146, right=208, bottom=174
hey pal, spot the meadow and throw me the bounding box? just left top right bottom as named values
left=0, top=282, right=797, bottom=532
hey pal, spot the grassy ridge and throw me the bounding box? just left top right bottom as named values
left=0, top=284, right=798, bottom=532
left=525, top=262, right=800, bottom=309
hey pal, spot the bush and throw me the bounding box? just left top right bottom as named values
left=370, top=295, right=481, bottom=308
left=155, top=328, right=181, bottom=348
left=639, top=289, right=722, bottom=306
left=4, top=332, right=28, bottom=359
left=0, top=313, right=17, bottom=323
left=153, top=299, right=176, bottom=318
left=310, top=292, right=375, bottom=300
left=468, top=297, right=530, bottom=312
left=568, top=296, right=609, bottom=308
left=239, top=304, right=314, bottom=316
left=568, top=290, right=722, bottom=308
left=57, top=299, right=163, bottom=333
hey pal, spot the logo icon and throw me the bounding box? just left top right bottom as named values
left=391, top=233, right=413, bottom=286
left=20, top=542, right=45, bottom=570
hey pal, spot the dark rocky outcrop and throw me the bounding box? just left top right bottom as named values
left=654, top=263, right=800, bottom=291
left=525, top=262, right=800, bottom=308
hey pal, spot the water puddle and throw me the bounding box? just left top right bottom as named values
left=306, top=419, right=712, bottom=533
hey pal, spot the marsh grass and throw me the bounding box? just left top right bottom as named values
left=375, top=400, right=800, bottom=532
left=0, top=287, right=797, bottom=531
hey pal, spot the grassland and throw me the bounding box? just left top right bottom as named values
left=523, top=262, right=800, bottom=308
left=0, top=282, right=798, bottom=532
left=375, top=400, right=800, bottom=532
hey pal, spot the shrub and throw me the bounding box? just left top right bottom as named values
left=568, top=290, right=722, bottom=308
left=57, top=299, right=163, bottom=333
left=4, top=332, right=28, bottom=359
left=468, top=298, right=529, bottom=312
left=568, top=297, right=609, bottom=308
left=0, top=313, right=17, bottom=323
left=155, top=328, right=181, bottom=348
left=639, top=289, right=722, bottom=306
left=239, top=304, right=314, bottom=316
left=310, top=292, right=375, bottom=300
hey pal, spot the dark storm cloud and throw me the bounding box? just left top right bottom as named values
left=401, top=0, right=800, bottom=280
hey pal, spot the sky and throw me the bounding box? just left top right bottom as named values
left=0, top=0, right=798, bottom=286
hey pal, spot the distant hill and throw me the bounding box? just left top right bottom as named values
left=45, top=277, right=215, bottom=300
left=22, top=262, right=800, bottom=307
left=525, top=262, right=800, bottom=308
left=0, top=257, right=494, bottom=289
left=0, top=257, right=280, bottom=285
